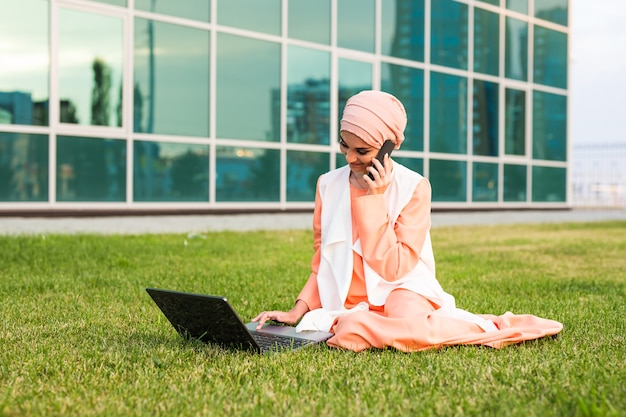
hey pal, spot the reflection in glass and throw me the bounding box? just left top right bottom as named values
left=56, top=136, right=126, bottom=202
left=288, top=0, right=330, bottom=45
left=505, top=17, right=528, bottom=81
left=216, top=146, right=280, bottom=202
left=533, top=26, right=567, bottom=89
left=135, top=0, right=209, bottom=23
left=431, top=0, right=468, bottom=70
left=134, top=141, right=208, bottom=202
left=218, top=0, right=280, bottom=35
left=393, top=157, right=424, bottom=176
left=286, top=151, right=329, bottom=201
left=473, top=80, right=498, bottom=157
left=430, top=159, right=467, bottom=202
left=477, top=0, right=498, bottom=5
left=430, top=72, right=467, bottom=154
left=504, top=88, right=525, bottom=155
left=532, top=166, right=566, bottom=202
left=533, top=91, right=566, bottom=162
left=534, top=0, right=568, bottom=26
left=287, top=46, right=330, bottom=145
left=0, top=132, right=48, bottom=202
left=503, top=164, right=526, bottom=202
left=134, top=18, right=210, bottom=137
left=59, top=9, right=123, bottom=127
left=217, top=34, right=280, bottom=142
left=338, top=59, right=372, bottom=126
left=92, top=0, right=126, bottom=6
left=506, top=0, right=528, bottom=14
left=0, top=0, right=49, bottom=126
left=472, top=162, right=498, bottom=202
left=337, top=0, right=375, bottom=53
left=381, top=63, right=424, bottom=151
left=381, top=0, right=425, bottom=62
left=474, top=8, right=499, bottom=76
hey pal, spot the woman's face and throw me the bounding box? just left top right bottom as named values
left=339, top=131, right=379, bottom=176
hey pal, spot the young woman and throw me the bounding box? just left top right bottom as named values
left=253, top=90, right=562, bottom=352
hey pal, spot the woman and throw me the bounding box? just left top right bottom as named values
left=253, top=90, right=562, bottom=352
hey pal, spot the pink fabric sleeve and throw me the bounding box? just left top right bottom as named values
left=352, top=178, right=432, bottom=281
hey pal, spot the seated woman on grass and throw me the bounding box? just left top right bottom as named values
left=253, top=90, right=563, bottom=352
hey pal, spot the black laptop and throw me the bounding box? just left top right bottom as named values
left=146, top=288, right=333, bottom=354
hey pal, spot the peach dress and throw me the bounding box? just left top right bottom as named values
left=297, top=179, right=563, bottom=352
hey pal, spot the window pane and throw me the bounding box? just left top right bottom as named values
left=504, top=88, right=525, bottom=155
left=217, top=34, right=280, bottom=142
left=56, top=136, right=126, bottom=202
left=0, top=0, right=49, bottom=126
left=218, top=0, right=280, bottom=36
left=505, top=17, right=528, bottom=81
left=287, top=46, right=330, bottom=145
left=382, top=0, right=425, bottom=62
left=474, top=8, right=499, bottom=76
left=533, top=91, right=566, bottom=161
left=473, top=162, right=498, bottom=202
left=534, top=0, right=568, bottom=26
left=533, top=26, right=567, bottom=89
left=477, top=0, right=499, bottom=5
left=92, top=0, right=126, bottom=6
left=0, top=132, right=48, bottom=202
left=381, top=63, right=424, bottom=151
left=135, top=0, right=210, bottom=23
left=430, top=159, right=467, bottom=202
left=288, top=0, right=330, bottom=45
left=338, top=59, right=373, bottom=127
left=503, top=163, right=526, bottom=201
left=473, top=80, right=498, bottom=157
left=59, top=9, right=123, bottom=127
left=532, top=166, right=566, bottom=202
left=431, top=0, right=468, bottom=70
left=393, top=157, right=423, bottom=175
left=133, top=141, right=208, bottom=202
left=216, top=146, right=279, bottom=202
left=430, top=72, right=467, bottom=154
left=286, top=150, right=329, bottom=202
left=337, top=0, right=375, bottom=53
left=506, top=0, right=527, bottom=14
left=134, top=19, right=210, bottom=137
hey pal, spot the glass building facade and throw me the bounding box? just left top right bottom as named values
left=0, top=0, right=569, bottom=213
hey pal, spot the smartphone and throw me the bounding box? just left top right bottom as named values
left=367, top=139, right=395, bottom=180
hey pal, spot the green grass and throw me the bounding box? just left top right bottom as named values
left=0, top=221, right=624, bottom=417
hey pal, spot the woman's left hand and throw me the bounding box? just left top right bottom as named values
left=364, top=153, right=392, bottom=195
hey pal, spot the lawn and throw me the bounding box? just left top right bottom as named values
left=0, top=221, right=624, bottom=416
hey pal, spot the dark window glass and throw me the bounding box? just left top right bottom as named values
left=503, top=164, right=527, bottom=202
left=0, top=0, right=49, bottom=126
left=430, top=72, right=467, bottom=154
left=473, top=79, right=499, bottom=157
left=505, top=17, right=528, bottom=81
left=381, top=0, right=425, bottom=62
left=218, top=0, right=280, bottom=35
left=533, top=26, right=568, bottom=89
left=472, top=162, right=498, bottom=202
left=135, top=0, right=210, bottom=22
left=393, top=157, right=424, bottom=176
left=288, top=0, right=330, bottom=44
left=431, top=0, right=468, bottom=70
left=532, top=166, right=566, bottom=202
left=338, top=59, right=373, bottom=129
left=134, top=18, right=210, bottom=136
left=533, top=91, right=566, bottom=161
left=287, top=46, right=330, bottom=145
left=337, top=0, right=375, bottom=53
left=286, top=151, right=329, bottom=202
left=56, top=136, right=126, bottom=202
left=534, top=0, right=568, bottom=26
left=504, top=88, right=526, bottom=155
left=477, top=0, right=499, bottom=5
left=474, top=8, right=499, bottom=76
left=216, top=146, right=279, bottom=202
left=0, top=132, right=48, bottom=202
left=506, top=0, right=528, bottom=14
left=430, top=159, right=467, bottom=202
left=133, top=141, right=208, bottom=202
left=381, top=63, right=424, bottom=151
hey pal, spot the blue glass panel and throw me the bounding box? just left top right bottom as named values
left=474, top=8, right=499, bottom=76
left=535, top=0, right=568, bottom=26
left=532, top=166, right=566, bottom=202
left=92, top=0, right=126, bottom=6
left=430, top=159, right=467, bottom=202
left=393, top=157, right=424, bottom=176
left=56, top=136, right=126, bottom=202
left=218, top=0, right=281, bottom=35
left=504, top=88, right=525, bottom=155
left=533, top=26, right=567, bottom=89
left=216, top=146, right=280, bottom=202
left=133, top=141, right=208, bottom=202
left=430, top=72, right=467, bottom=154
left=135, top=0, right=210, bottom=22
left=337, top=0, right=375, bottom=53
left=532, top=91, right=566, bottom=161
left=505, top=17, right=528, bottom=81
left=506, top=0, right=528, bottom=14
left=288, top=0, right=330, bottom=44
left=0, top=132, right=48, bottom=202
left=338, top=59, right=373, bottom=129
left=477, top=0, right=499, bottom=5
left=286, top=150, right=329, bottom=202
left=381, top=0, right=425, bottom=62
left=431, top=0, right=468, bottom=70
left=473, top=80, right=499, bottom=157
left=472, top=162, right=498, bottom=202
left=503, top=163, right=527, bottom=201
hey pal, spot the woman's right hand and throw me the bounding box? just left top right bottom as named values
left=252, top=299, right=309, bottom=330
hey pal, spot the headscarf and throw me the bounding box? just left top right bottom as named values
left=339, top=90, right=407, bottom=149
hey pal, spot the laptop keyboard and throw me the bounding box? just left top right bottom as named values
left=252, top=333, right=314, bottom=351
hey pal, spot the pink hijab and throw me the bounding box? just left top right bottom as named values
left=339, top=90, right=407, bottom=149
